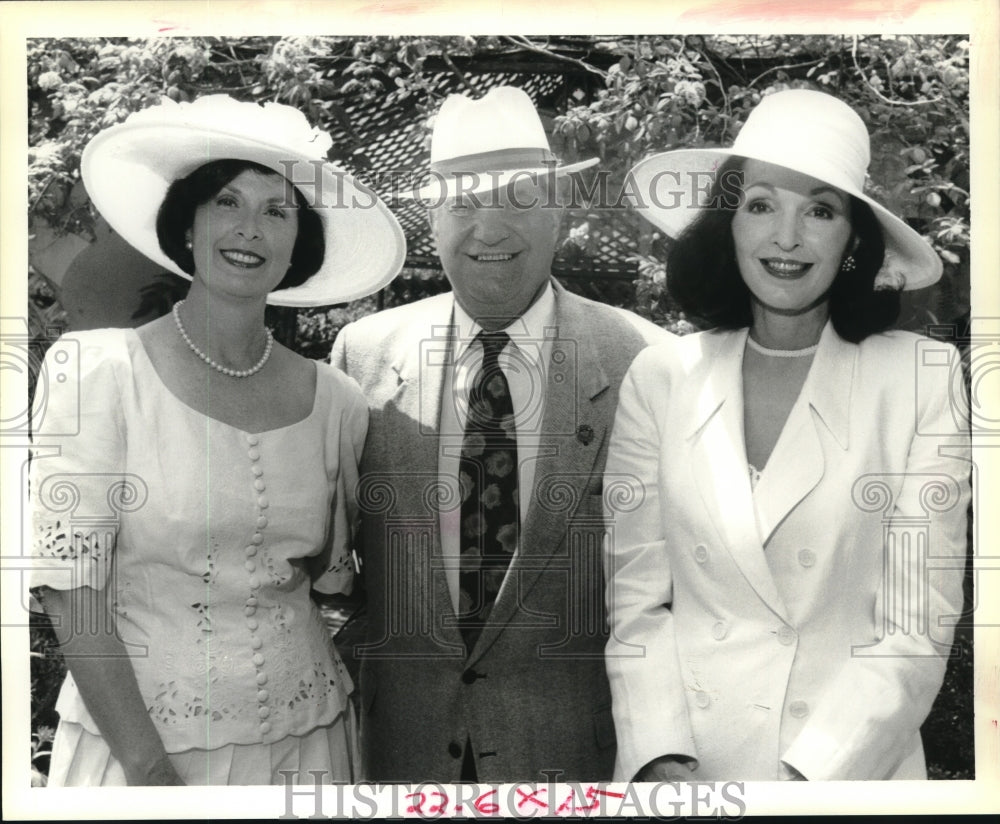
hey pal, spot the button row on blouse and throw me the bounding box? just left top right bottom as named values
left=245, top=432, right=272, bottom=738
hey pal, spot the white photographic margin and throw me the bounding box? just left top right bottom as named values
left=1, top=0, right=997, bottom=819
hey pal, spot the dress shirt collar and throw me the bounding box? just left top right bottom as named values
left=450, top=283, right=556, bottom=370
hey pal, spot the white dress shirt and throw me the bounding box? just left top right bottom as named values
left=438, top=285, right=556, bottom=613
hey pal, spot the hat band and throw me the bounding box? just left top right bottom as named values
left=430, top=147, right=557, bottom=176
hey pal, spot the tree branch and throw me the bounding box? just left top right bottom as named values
left=747, top=57, right=825, bottom=88
left=851, top=35, right=943, bottom=107
left=500, top=35, right=608, bottom=80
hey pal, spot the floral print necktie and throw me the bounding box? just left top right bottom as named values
left=458, top=331, right=519, bottom=652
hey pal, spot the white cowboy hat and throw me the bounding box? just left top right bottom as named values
left=402, top=85, right=599, bottom=202
left=81, top=94, right=405, bottom=307
left=627, top=88, right=942, bottom=291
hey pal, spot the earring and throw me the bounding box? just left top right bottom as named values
left=840, top=255, right=856, bottom=272
left=185, top=239, right=193, bottom=251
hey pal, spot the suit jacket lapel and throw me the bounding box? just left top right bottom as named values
left=389, top=292, right=454, bottom=440
left=469, top=285, right=609, bottom=660
left=687, top=329, right=789, bottom=621
left=387, top=294, right=464, bottom=647
left=752, top=322, right=854, bottom=546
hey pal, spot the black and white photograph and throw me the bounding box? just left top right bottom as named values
left=1, top=0, right=997, bottom=819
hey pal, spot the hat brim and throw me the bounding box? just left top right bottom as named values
left=81, top=122, right=406, bottom=308
left=628, top=149, right=942, bottom=291
left=398, top=157, right=600, bottom=202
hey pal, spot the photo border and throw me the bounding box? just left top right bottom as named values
left=2, top=0, right=997, bottom=818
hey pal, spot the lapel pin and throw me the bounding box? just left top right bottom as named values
left=576, top=424, right=594, bottom=445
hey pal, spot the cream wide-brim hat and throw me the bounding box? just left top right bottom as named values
left=400, top=85, right=599, bottom=202
left=627, top=89, right=942, bottom=291
left=81, top=95, right=406, bottom=307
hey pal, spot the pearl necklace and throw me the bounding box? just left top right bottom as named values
left=172, top=300, right=273, bottom=378
left=746, top=335, right=819, bottom=358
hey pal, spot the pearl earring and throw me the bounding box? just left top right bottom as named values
left=185, top=238, right=193, bottom=251
left=840, top=255, right=856, bottom=272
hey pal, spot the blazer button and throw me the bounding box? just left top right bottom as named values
left=694, top=690, right=711, bottom=708
left=448, top=741, right=463, bottom=759
left=693, top=544, right=709, bottom=563
left=789, top=700, right=810, bottom=718
left=711, top=621, right=728, bottom=641
left=777, top=626, right=797, bottom=646
left=798, top=549, right=816, bottom=568
left=461, top=669, right=482, bottom=684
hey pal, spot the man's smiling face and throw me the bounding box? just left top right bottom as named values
left=429, top=175, right=563, bottom=330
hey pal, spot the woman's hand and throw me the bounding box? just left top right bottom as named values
left=634, top=755, right=695, bottom=782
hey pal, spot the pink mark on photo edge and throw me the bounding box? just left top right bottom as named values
left=679, top=0, right=928, bottom=22
left=356, top=0, right=435, bottom=14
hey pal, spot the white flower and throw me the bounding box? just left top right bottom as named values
left=37, top=71, right=63, bottom=91
left=873, top=251, right=908, bottom=292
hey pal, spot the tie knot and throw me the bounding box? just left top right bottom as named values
left=477, top=330, right=510, bottom=362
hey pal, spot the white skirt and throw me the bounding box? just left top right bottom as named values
left=46, top=705, right=359, bottom=786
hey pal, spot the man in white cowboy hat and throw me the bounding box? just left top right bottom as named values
left=331, top=85, right=672, bottom=782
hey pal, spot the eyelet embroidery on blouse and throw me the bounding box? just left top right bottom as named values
left=150, top=678, right=230, bottom=725
left=191, top=601, right=213, bottom=640
left=201, top=538, right=219, bottom=587
left=34, top=519, right=111, bottom=563
left=284, top=661, right=342, bottom=713
left=143, top=433, right=349, bottom=740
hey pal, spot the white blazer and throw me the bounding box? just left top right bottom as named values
left=603, top=322, right=970, bottom=781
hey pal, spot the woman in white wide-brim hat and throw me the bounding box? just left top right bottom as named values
left=603, top=89, right=970, bottom=781
left=31, top=95, right=405, bottom=785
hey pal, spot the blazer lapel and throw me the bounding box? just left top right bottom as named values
left=752, top=322, right=855, bottom=546
left=386, top=294, right=464, bottom=648
left=388, top=293, right=454, bottom=441
left=469, top=286, right=609, bottom=660
left=687, top=329, right=790, bottom=621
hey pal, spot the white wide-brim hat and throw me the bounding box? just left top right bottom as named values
left=81, top=95, right=405, bottom=307
left=627, top=88, right=942, bottom=291
left=401, top=85, right=598, bottom=202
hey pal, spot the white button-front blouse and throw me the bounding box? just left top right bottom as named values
left=30, top=328, right=367, bottom=752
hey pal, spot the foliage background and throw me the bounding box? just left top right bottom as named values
left=26, top=34, right=972, bottom=784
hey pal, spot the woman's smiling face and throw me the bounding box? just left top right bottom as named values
left=188, top=169, right=299, bottom=300
left=731, top=159, right=854, bottom=318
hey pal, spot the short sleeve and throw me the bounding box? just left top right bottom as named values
left=30, top=331, right=128, bottom=593
left=311, top=369, right=369, bottom=595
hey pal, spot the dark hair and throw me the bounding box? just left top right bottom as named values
left=156, top=159, right=325, bottom=291
left=666, top=156, right=898, bottom=343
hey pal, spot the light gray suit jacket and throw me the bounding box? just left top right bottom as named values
left=331, top=280, right=671, bottom=782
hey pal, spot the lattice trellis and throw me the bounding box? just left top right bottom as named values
left=317, top=58, right=641, bottom=281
